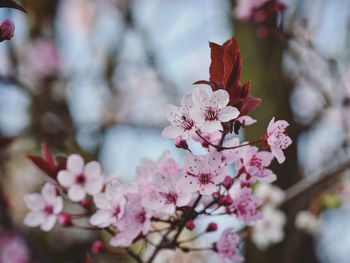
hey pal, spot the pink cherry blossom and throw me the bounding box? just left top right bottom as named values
left=162, top=94, right=197, bottom=139
left=90, top=182, right=126, bottom=228
left=0, top=234, right=30, bottom=263
left=23, top=183, right=63, bottom=232
left=235, top=116, right=257, bottom=127
left=234, top=0, right=268, bottom=20
left=191, top=88, right=240, bottom=133
left=235, top=145, right=276, bottom=183
left=231, top=187, right=262, bottom=225
left=0, top=19, right=15, bottom=42
left=266, top=117, right=292, bottom=164
left=57, top=154, right=104, bottom=202
left=216, top=228, right=243, bottom=262
left=110, top=194, right=152, bottom=247
left=181, top=152, right=228, bottom=195
left=142, top=164, right=192, bottom=216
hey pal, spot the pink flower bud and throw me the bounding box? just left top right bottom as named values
left=222, top=176, right=234, bottom=189
left=58, top=213, right=72, bottom=227
left=206, top=222, right=218, bottom=232
left=175, top=137, right=188, bottom=150
left=0, top=19, right=15, bottom=42
left=219, top=194, right=233, bottom=207
left=91, top=240, right=105, bottom=254
left=185, top=220, right=195, bottom=231
left=80, top=198, right=91, bottom=208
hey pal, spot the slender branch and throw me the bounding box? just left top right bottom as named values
left=280, top=159, right=350, bottom=208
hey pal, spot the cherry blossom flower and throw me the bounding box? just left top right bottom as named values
left=110, top=194, right=152, bottom=247
left=255, top=183, right=285, bottom=206
left=57, top=154, right=104, bottom=202
left=231, top=187, right=262, bottom=225
left=142, top=167, right=192, bottom=216
left=215, top=228, right=243, bottom=262
left=234, top=0, right=267, bottom=20
left=252, top=206, right=286, bottom=250
left=0, top=19, right=15, bottom=42
left=265, top=117, right=292, bottom=164
left=90, top=182, right=126, bottom=228
left=235, top=146, right=276, bottom=183
left=191, top=88, right=240, bottom=133
left=295, top=211, right=322, bottom=234
left=0, top=234, right=30, bottom=263
left=23, top=183, right=63, bottom=232
left=181, top=152, right=228, bottom=195
left=162, top=94, right=196, bottom=139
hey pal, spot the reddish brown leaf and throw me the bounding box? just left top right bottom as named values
left=240, top=96, right=262, bottom=116
left=209, top=42, right=224, bottom=87
left=0, top=0, right=26, bottom=12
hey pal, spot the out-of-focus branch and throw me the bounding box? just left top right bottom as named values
left=280, top=159, right=350, bottom=208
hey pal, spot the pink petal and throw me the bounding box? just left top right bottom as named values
left=41, top=183, right=57, bottom=202
left=176, top=192, right=192, bottom=207
left=53, top=197, right=63, bottom=214
left=90, top=211, right=114, bottom=227
left=199, top=183, right=217, bottom=195
left=85, top=176, right=104, bottom=195
left=192, top=88, right=209, bottom=107
left=84, top=161, right=101, bottom=179
left=179, top=176, right=199, bottom=193
left=57, top=170, right=74, bottom=188
left=67, top=154, right=84, bottom=174
left=68, top=184, right=86, bottom=202
left=24, top=194, right=44, bottom=211
left=218, top=106, right=240, bottom=122
left=210, top=89, right=229, bottom=108
left=161, top=126, right=183, bottom=139
left=41, top=215, right=57, bottom=232
left=93, top=193, right=113, bottom=210
left=267, top=117, right=276, bottom=134
left=201, top=121, right=222, bottom=133
left=24, top=212, right=44, bottom=227
left=271, top=147, right=285, bottom=164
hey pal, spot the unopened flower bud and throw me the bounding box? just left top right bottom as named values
left=222, top=176, right=234, bottom=190
left=185, top=220, right=195, bottom=231
left=0, top=19, right=15, bottom=42
left=206, top=222, right=218, bottom=232
left=219, top=194, right=233, bottom=206
left=91, top=240, right=105, bottom=254
left=80, top=198, right=91, bottom=208
left=175, top=137, right=188, bottom=150
left=58, top=213, right=72, bottom=227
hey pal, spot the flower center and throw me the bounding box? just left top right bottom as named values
left=249, top=156, right=262, bottom=170
left=113, top=206, right=121, bottom=217
left=205, top=107, right=218, bottom=121
left=181, top=116, right=194, bottom=131
left=162, top=192, right=178, bottom=204
left=136, top=210, right=146, bottom=224
left=199, top=173, right=212, bottom=185
left=75, top=174, right=86, bottom=185
left=44, top=205, right=54, bottom=215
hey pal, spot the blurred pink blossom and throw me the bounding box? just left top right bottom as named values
left=0, top=19, right=15, bottom=42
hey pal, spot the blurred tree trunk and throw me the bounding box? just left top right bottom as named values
left=233, top=17, right=317, bottom=263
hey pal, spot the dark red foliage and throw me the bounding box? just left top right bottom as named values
left=194, top=37, right=261, bottom=116
left=27, top=142, right=66, bottom=179
left=0, top=0, right=26, bottom=12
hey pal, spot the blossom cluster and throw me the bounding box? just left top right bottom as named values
left=23, top=37, right=292, bottom=262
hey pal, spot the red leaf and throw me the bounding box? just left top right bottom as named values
left=41, top=142, right=54, bottom=167
left=222, top=38, right=241, bottom=90
left=209, top=42, right=224, bottom=87
left=240, top=96, right=261, bottom=116
left=84, top=254, right=92, bottom=263
left=0, top=0, right=26, bottom=12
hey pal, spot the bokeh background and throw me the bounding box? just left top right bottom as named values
left=0, top=0, right=350, bottom=262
